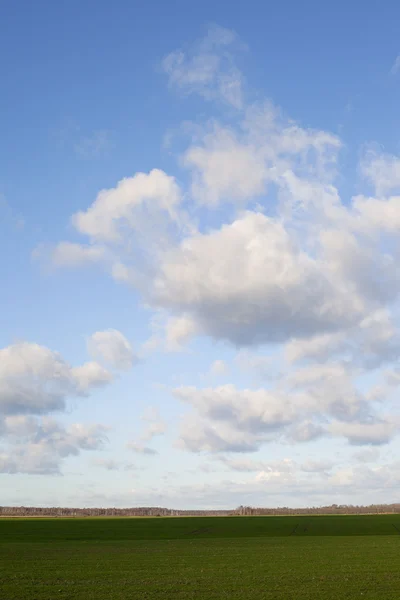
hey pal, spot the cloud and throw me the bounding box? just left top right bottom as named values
left=71, top=361, right=114, bottom=393
left=173, top=356, right=400, bottom=452
left=72, top=169, right=182, bottom=243
left=285, top=332, right=345, bottom=364
left=285, top=309, right=400, bottom=369
left=184, top=126, right=268, bottom=205
left=42, top=24, right=400, bottom=465
left=0, top=342, right=112, bottom=416
left=0, top=417, right=108, bottom=475
left=0, top=338, right=116, bottom=475
left=183, top=105, right=340, bottom=206
left=50, top=242, right=106, bottom=268
left=74, top=130, right=113, bottom=159
left=174, top=384, right=298, bottom=453
left=329, top=420, right=396, bottom=446
left=127, top=407, right=166, bottom=455
left=360, top=147, right=400, bottom=196
left=87, top=329, right=136, bottom=370
left=144, top=314, right=199, bottom=353
left=390, top=55, right=400, bottom=75
left=162, top=24, right=245, bottom=109
left=151, top=211, right=367, bottom=346
left=81, top=458, right=400, bottom=509
left=176, top=419, right=260, bottom=453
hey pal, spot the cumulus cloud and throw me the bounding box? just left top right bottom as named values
left=150, top=212, right=367, bottom=346
left=41, top=25, right=400, bottom=465
left=87, top=329, right=136, bottom=370
left=0, top=339, right=116, bottom=475
left=173, top=359, right=400, bottom=452
left=0, top=342, right=112, bottom=416
left=360, top=148, right=400, bottom=196
left=0, top=417, right=108, bottom=474
left=174, top=384, right=299, bottom=453
left=72, top=169, right=182, bottom=243
left=329, top=420, right=396, bottom=446
left=46, top=27, right=400, bottom=359
left=183, top=105, right=340, bottom=206
left=51, top=242, right=106, bottom=268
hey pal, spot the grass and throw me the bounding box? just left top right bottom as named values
left=1, top=515, right=400, bottom=599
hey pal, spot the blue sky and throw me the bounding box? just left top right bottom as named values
left=2, top=0, right=400, bottom=509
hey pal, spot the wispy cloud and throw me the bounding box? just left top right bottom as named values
left=162, top=24, right=245, bottom=109
left=52, top=119, right=114, bottom=158
left=74, top=129, right=113, bottom=159
left=390, top=55, right=400, bottom=75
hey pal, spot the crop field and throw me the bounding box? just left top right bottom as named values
left=1, top=514, right=400, bottom=599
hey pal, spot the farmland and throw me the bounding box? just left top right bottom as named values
left=1, top=515, right=400, bottom=599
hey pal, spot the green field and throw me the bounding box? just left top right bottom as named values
left=1, top=515, right=400, bottom=599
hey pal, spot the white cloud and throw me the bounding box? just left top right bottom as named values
left=51, top=242, right=106, bottom=268
left=173, top=355, right=400, bottom=452
left=0, top=417, right=108, bottom=475
left=176, top=418, right=261, bottom=453
left=352, top=193, right=400, bottom=234
left=151, top=211, right=367, bottom=346
left=183, top=105, right=340, bottom=206
left=184, top=126, right=268, bottom=205
left=0, top=339, right=115, bottom=476
left=164, top=315, right=199, bottom=351
left=72, top=361, right=114, bottom=393
left=0, top=342, right=112, bottom=415
left=329, top=420, right=396, bottom=446
left=40, top=24, right=400, bottom=473
left=174, top=384, right=298, bottom=453
left=72, top=169, right=182, bottom=243
left=285, top=308, right=400, bottom=369
left=285, top=332, right=345, bottom=364
left=162, top=24, right=244, bottom=109
left=360, top=148, right=400, bottom=196
left=87, top=329, right=136, bottom=370
left=142, top=313, right=199, bottom=354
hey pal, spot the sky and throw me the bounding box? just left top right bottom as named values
left=2, top=0, right=400, bottom=509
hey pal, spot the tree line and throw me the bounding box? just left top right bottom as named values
left=1, top=503, right=400, bottom=517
